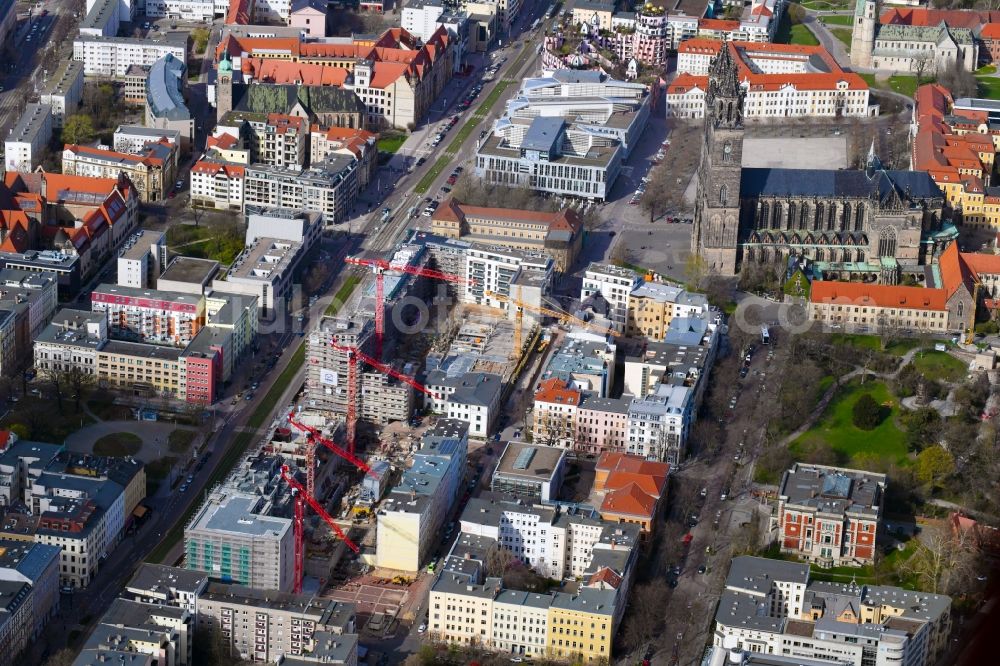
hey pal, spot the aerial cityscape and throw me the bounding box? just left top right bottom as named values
left=0, top=0, right=997, bottom=664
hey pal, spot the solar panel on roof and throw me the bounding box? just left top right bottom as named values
left=513, top=448, right=535, bottom=470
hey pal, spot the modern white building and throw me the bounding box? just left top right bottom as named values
left=4, top=104, right=53, bottom=173
left=39, top=61, right=85, bottom=128
left=402, top=0, right=446, bottom=41
left=145, top=0, right=217, bottom=21
left=190, top=159, right=246, bottom=210
left=80, top=0, right=121, bottom=37
left=626, top=383, right=693, bottom=464
left=146, top=53, right=194, bottom=148
left=73, top=34, right=188, bottom=78
left=475, top=70, right=650, bottom=201
left=463, top=245, right=554, bottom=315
left=440, top=372, right=503, bottom=438
left=116, top=229, right=168, bottom=289
left=580, top=263, right=640, bottom=334
left=113, top=126, right=182, bottom=164
left=184, top=491, right=295, bottom=592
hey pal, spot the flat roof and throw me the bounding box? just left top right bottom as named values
left=779, top=463, right=885, bottom=518
left=494, top=441, right=564, bottom=482
left=7, top=104, right=51, bottom=143
left=100, top=340, right=184, bottom=361
left=189, top=492, right=290, bottom=538
left=159, top=256, right=220, bottom=285
left=120, top=230, right=165, bottom=262
left=225, top=237, right=302, bottom=282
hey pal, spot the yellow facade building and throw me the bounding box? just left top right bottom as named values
left=546, top=589, right=617, bottom=663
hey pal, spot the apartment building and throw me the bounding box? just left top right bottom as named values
left=476, top=70, right=649, bottom=201
left=777, top=463, right=886, bottom=567
left=532, top=377, right=582, bottom=448
left=623, top=340, right=711, bottom=400
left=492, top=589, right=552, bottom=659
left=77, top=596, right=193, bottom=666
left=196, top=582, right=357, bottom=663
left=547, top=589, right=618, bottom=663
left=306, top=316, right=372, bottom=414
left=575, top=393, right=630, bottom=454
left=541, top=336, right=615, bottom=397
left=442, top=372, right=503, bottom=438
left=190, top=159, right=246, bottom=210
left=145, top=0, right=217, bottom=20
left=114, top=127, right=182, bottom=169
left=122, top=564, right=209, bottom=617
left=91, top=284, right=206, bottom=347
left=117, top=229, right=168, bottom=289
left=668, top=40, right=872, bottom=120
left=243, top=155, right=358, bottom=224
left=714, top=556, right=952, bottom=666
left=309, top=125, right=377, bottom=189
left=33, top=309, right=108, bottom=376
left=626, top=280, right=710, bottom=340
left=376, top=420, right=469, bottom=572
left=147, top=53, right=194, bottom=147
left=4, top=104, right=53, bottom=173
left=73, top=34, right=188, bottom=78
left=184, top=491, right=295, bottom=592
left=806, top=281, right=955, bottom=334
left=80, top=0, right=120, bottom=37
left=62, top=141, right=177, bottom=202
left=39, top=61, right=85, bottom=128
left=0, top=270, right=58, bottom=377
left=580, top=263, right=640, bottom=334
left=490, top=441, right=566, bottom=503
left=212, top=236, right=306, bottom=319
left=0, top=540, right=60, bottom=657
left=432, top=199, right=583, bottom=273
left=626, top=383, right=693, bottom=464
left=464, top=245, right=554, bottom=316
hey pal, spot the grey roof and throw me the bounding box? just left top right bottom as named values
left=7, top=103, right=52, bottom=143
left=147, top=54, right=190, bottom=121
left=93, top=282, right=203, bottom=306
left=461, top=493, right=557, bottom=526
left=102, top=597, right=188, bottom=626
left=101, top=340, right=184, bottom=362
left=522, top=116, right=564, bottom=153
left=862, top=584, right=951, bottom=621
left=126, top=563, right=209, bottom=598
left=448, top=372, right=502, bottom=407
left=0, top=540, right=59, bottom=583
left=159, top=256, right=219, bottom=285
left=73, top=651, right=154, bottom=666
left=199, top=581, right=356, bottom=628
left=741, top=168, right=942, bottom=203
left=550, top=587, right=616, bottom=616
left=424, top=418, right=470, bottom=442
left=283, top=630, right=357, bottom=665
left=779, top=463, right=885, bottom=518
left=495, top=588, right=554, bottom=609
left=494, top=441, right=565, bottom=482
left=189, top=493, right=290, bottom=538
left=725, top=556, right=810, bottom=593
left=716, top=588, right=787, bottom=632
left=431, top=573, right=501, bottom=598
left=577, top=392, right=630, bottom=414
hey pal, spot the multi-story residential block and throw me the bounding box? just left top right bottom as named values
left=117, top=229, right=168, bottom=290
left=76, top=597, right=193, bottom=666
left=432, top=199, right=583, bottom=273
left=39, top=61, right=85, bottom=128
left=376, top=420, right=468, bottom=572
left=196, top=582, right=356, bottom=663
left=62, top=141, right=177, bottom=202
left=113, top=126, right=182, bottom=169
left=476, top=70, right=649, bottom=201
left=243, top=155, right=358, bottom=224
left=309, top=125, right=377, bottom=189
left=146, top=53, right=195, bottom=148
left=532, top=377, right=582, bottom=448
left=33, top=309, right=108, bottom=376
left=73, top=34, right=188, bottom=78
left=123, top=64, right=151, bottom=104
left=626, top=280, right=710, bottom=340
left=541, top=336, right=616, bottom=397
left=490, top=441, right=566, bottom=503
left=580, top=263, right=640, bottom=335
left=212, top=236, right=307, bottom=320
left=0, top=539, right=60, bottom=656
left=623, top=340, right=710, bottom=400
left=546, top=588, right=618, bottom=663
left=0, top=270, right=58, bottom=376
left=777, top=463, right=886, bottom=567
left=441, top=372, right=503, bottom=438
left=574, top=393, right=630, bottom=454
left=122, top=564, right=209, bottom=617
left=184, top=491, right=295, bottom=592
left=290, top=0, right=327, bottom=39
left=669, top=40, right=873, bottom=120
left=626, top=383, right=693, bottom=464
left=91, top=284, right=206, bottom=346
left=190, top=159, right=246, bottom=210
left=80, top=0, right=120, bottom=37
left=4, top=104, right=53, bottom=173
left=145, top=0, right=217, bottom=20
left=714, top=556, right=952, bottom=666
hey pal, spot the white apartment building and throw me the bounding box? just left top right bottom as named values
left=190, top=159, right=246, bottom=210
left=117, top=229, right=168, bottom=290
left=580, top=263, right=640, bottom=334
left=253, top=0, right=292, bottom=23
left=73, top=35, right=188, bottom=78
left=80, top=0, right=120, bottom=37
left=441, top=373, right=503, bottom=438
left=114, top=126, right=182, bottom=167
left=33, top=309, right=109, bottom=375
left=402, top=0, right=446, bottom=41
left=464, top=245, right=554, bottom=312
left=184, top=491, right=295, bottom=592
left=4, top=104, right=53, bottom=173
left=626, top=383, right=693, bottom=464
left=39, top=61, right=85, bottom=128
left=145, top=0, right=217, bottom=21
left=429, top=574, right=498, bottom=646
left=212, top=236, right=307, bottom=319
left=243, top=155, right=358, bottom=224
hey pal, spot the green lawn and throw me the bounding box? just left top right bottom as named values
left=324, top=274, right=362, bottom=315
left=859, top=73, right=921, bottom=98
left=911, top=350, right=968, bottom=383
left=791, top=379, right=911, bottom=468
left=828, top=333, right=921, bottom=356
left=94, top=432, right=142, bottom=457
left=830, top=27, right=852, bottom=48
left=790, top=24, right=820, bottom=46
left=977, top=64, right=997, bottom=75
left=148, top=342, right=306, bottom=564
left=414, top=156, right=452, bottom=195
left=800, top=0, right=850, bottom=8
left=820, top=15, right=854, bottom=26
left=977, top=76, right=1000, bottom=100
left=377, top=134, right=407, bottom=154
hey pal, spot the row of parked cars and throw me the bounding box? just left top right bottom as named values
left=459, top=82, right=484, bottom=110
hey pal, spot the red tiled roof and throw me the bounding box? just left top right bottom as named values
left=207, top=133, right=239, bottom=150
left=601, top=482, right=657, bottom=519
left=192, top=159, right=246, bottom=178
left=534, top=377, right=581, bottom=406
left=809, top=280, right=948, bottom=311
left=586, top=567, right=623, bottom=589
left=981, top=23, right=1000, bottom=39
left=881, top=8, right=1000, bottom=28
left=699, top=18, right=740, bottom=31
left=667, top=74, right=706, bottom=94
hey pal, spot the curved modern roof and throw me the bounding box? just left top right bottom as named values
left=146, top=54, right=191, bottom=122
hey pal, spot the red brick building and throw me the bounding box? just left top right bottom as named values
left=777, top=463, right=886, bottom=568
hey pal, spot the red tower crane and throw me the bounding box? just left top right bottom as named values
left=287, top=409, right=374, bottom=500
left=344, top=255, right=471, bottom=361
left=280, top=465, right=359, bottom=594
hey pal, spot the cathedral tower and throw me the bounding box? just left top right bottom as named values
left=692, top=43, right=744, bottom=275
left=216, top=53, right=235, bottom=123
left=851, top=0, right=877, bottom=69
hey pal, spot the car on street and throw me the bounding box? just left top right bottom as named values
left=179, top=484, right=188, bottom=492
left=416, top=157, right=426, bottom=167
left=698, top=565, right=707, bottom=574
left=418, top=624, right=427, bottom=633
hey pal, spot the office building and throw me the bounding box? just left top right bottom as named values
left=184, top=491, right=295, bottom=592
left=39, top=61, right=85, bottom=128
left=212, top=236, right=308, bottom=320
left=4, top=104, right=53, bottom=173
left=122, top=564, right=209, bottom=616
left=375, top=420, right=468, bottom=572
left=490, top=441, right=566, bottom=502
left=146, top=53, right=194, bottom=147
left=117, top=229, right=168, bottom=290
left=777, top=463, right=886, bottom=567
left=475, top=70, right=649, bottom=201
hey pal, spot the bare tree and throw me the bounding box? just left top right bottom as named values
left=901, top=524, right=979, bottom=595
left=485, top=546, right=515, bottom=577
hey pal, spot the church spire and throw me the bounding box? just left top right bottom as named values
left=865, top=139, right=882, bottom=179
left=707, top=43, right=744, bottom=129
